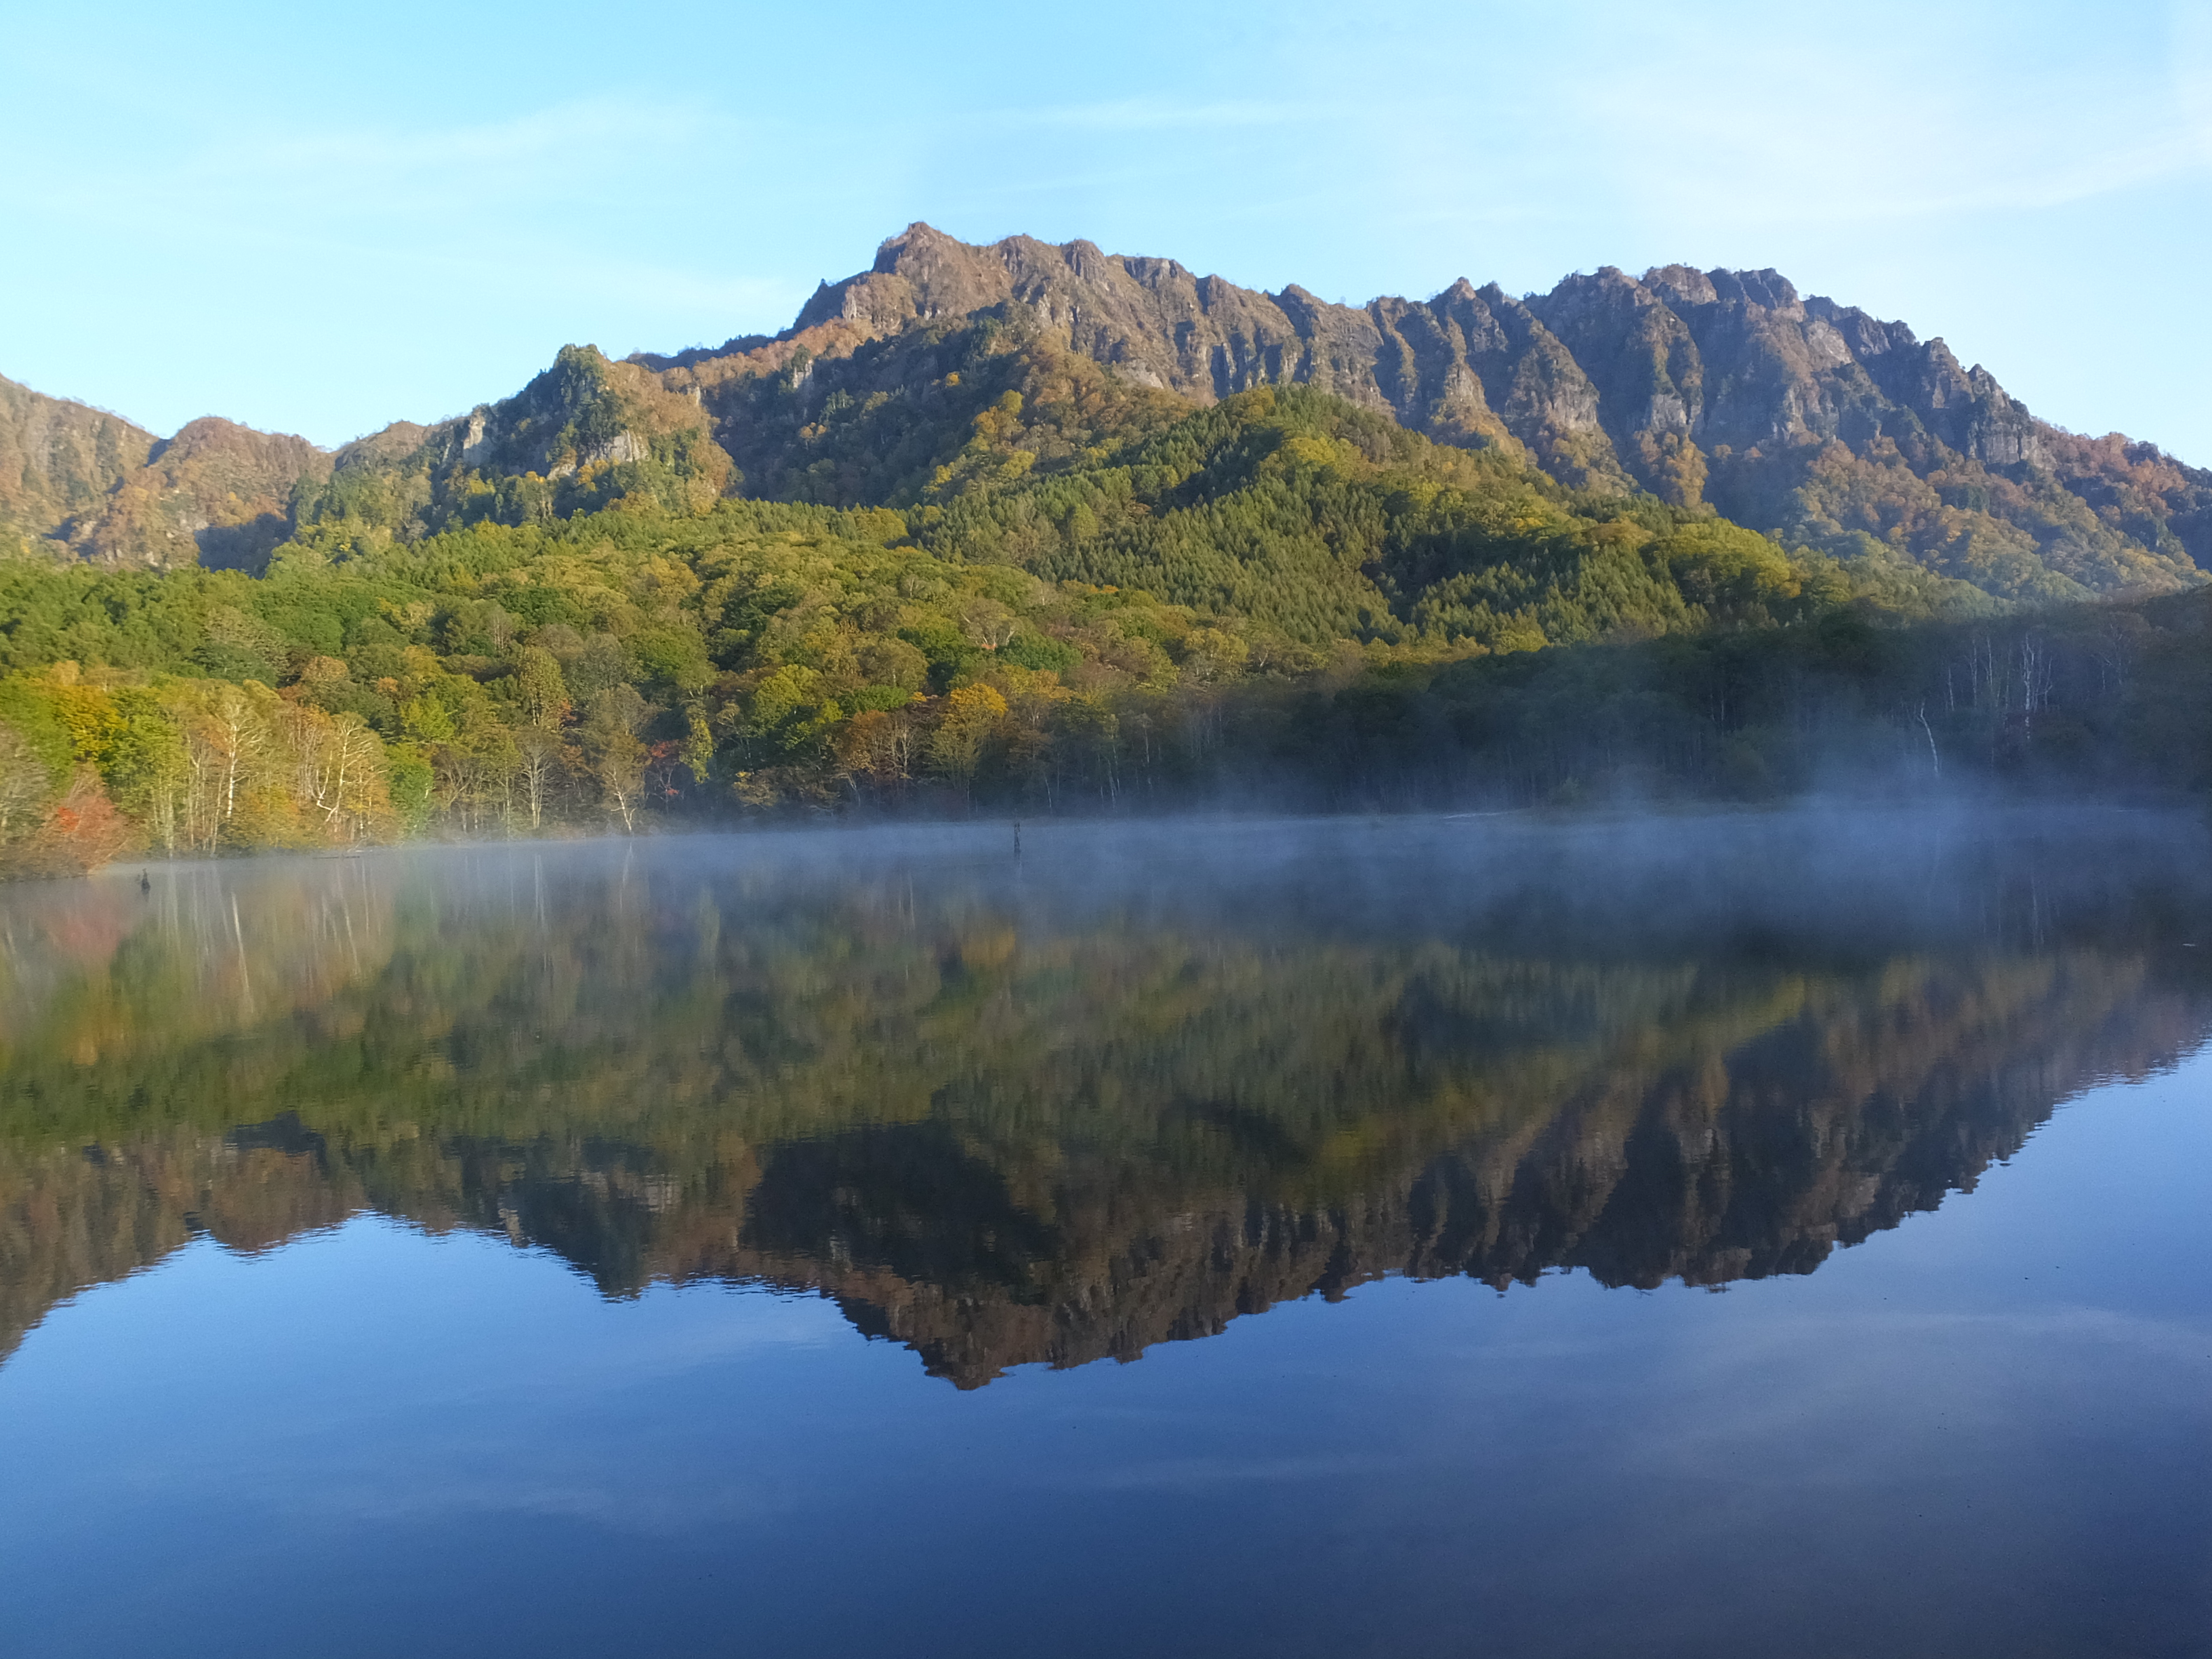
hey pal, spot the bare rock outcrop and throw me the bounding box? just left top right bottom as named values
left=647, top=226, right=2209, bottom=596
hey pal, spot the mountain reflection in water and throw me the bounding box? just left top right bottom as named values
left=3, top=810, right=2208, bottom=1387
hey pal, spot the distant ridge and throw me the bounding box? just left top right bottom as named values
left=0, top=375, right=325, bottom=570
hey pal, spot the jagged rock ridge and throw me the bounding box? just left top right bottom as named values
left=646, top=225, right=2211, bottom=598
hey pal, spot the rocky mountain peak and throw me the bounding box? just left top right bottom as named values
left=1644, top=264, right=1719, bottom=307
left=764, top=232, right=2207, bottom=593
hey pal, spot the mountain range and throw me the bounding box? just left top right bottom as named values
left=5, top=225, right=2208, bottom=604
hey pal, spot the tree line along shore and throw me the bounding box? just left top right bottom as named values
left=1, top=384, right=2205, bottom=877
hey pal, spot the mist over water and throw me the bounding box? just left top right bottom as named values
left=1, top=808, right=2208, bottom=1656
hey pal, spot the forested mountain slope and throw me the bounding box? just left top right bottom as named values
left=1, top=375, right=327, bottom=569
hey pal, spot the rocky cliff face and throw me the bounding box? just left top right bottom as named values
left=739, top=226, right=1603, bottom=472
left=653, top=224, right=2211, bottom=598
left=412, top=346, right=726, bottom=487
left=301, top=344, right=734, bottom=539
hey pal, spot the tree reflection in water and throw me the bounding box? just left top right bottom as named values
left=3, top=810, right=2208, bottom=1386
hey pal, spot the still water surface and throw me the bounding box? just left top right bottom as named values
left=1, top=813, right=2207, bottom=1657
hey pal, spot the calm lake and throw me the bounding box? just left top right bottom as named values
left=1, top=811, right=2207, bottom=1658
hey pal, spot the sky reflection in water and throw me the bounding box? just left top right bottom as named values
left=0, top=811, right=2207, bottom=1658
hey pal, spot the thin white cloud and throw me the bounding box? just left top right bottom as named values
left=1, top=94, right=752, bottom=222
left=1012, top=96, right=1300, bottom=133
left=1547, top=16, right=2209, bottom=230
left=1256, top=2, right=2212, bottom=237
left=226, top=96, right=733, bottom=178
left=0, top=95, right=804, bottom=329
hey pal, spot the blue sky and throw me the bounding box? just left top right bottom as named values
left=7, top=0, right=2209, bottom=462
